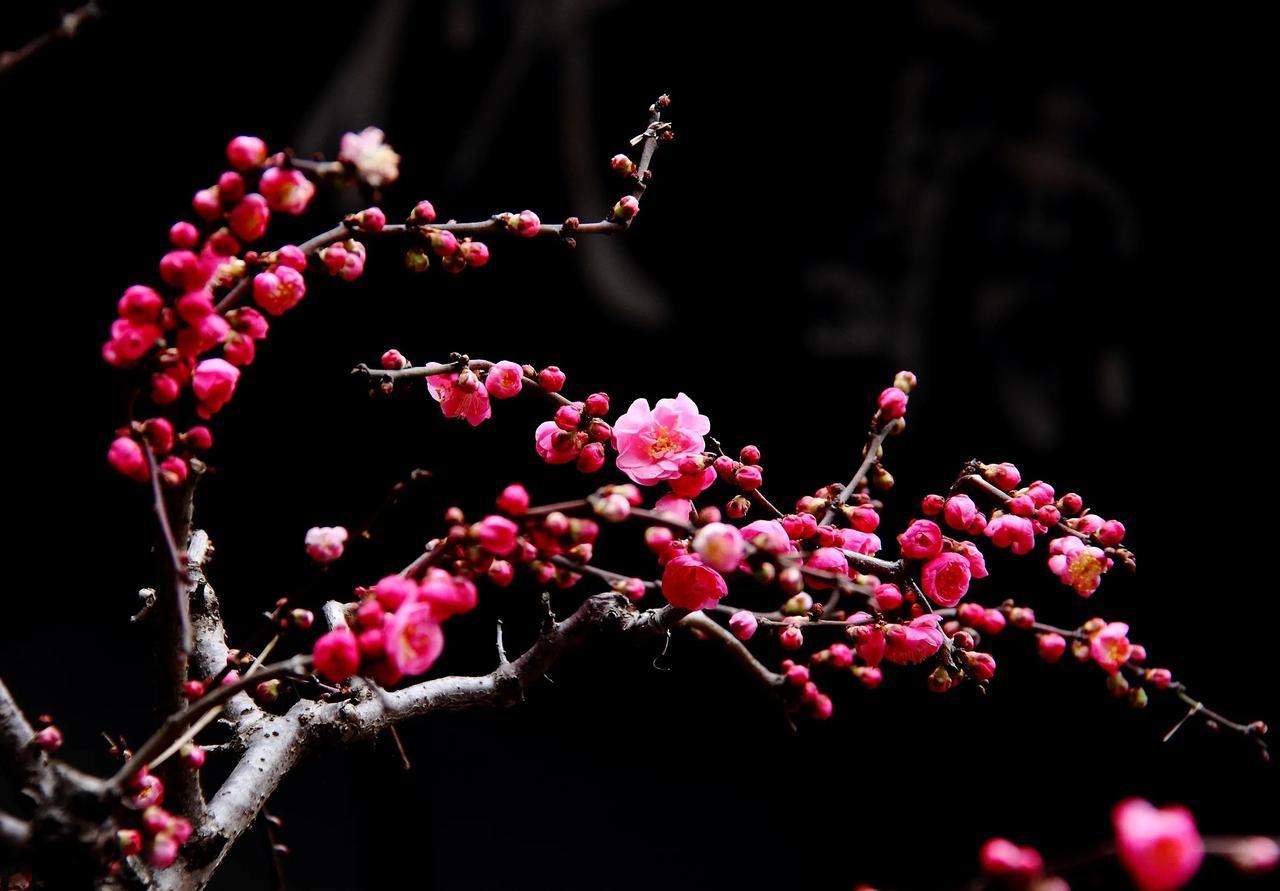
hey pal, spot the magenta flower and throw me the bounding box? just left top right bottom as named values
left=1113, top=798, right=1204, bottom=891
left=985, top=513, right=1036, bottom=555
left=192, top=358, right=240, bottom=418
left=260, top=167, right=316, bottom=215
left=883, top=614, right=946, bottom=665
left=385, top=601, right=444, bottom=676
left=920, top=552, right=972, bottom=607
left=661, top=554, right=727, bottom=610
left=613, top=393, right=710, bottom=486
left=740, top=519, right=792, bottom=555
left=428, top=372, right=492, bottom=426
left=898, top=519, right=943, bottom=560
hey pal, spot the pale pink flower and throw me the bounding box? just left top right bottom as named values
left=1089, top=621, right=1132, bottom=674
left=339, top=127, right=400, bottom=188
left=1113, top=798, right=1204, bottom=891
left=384, top=601, right=444, bottom=676
left=304, top=526, right=348, bottom=563
left=428, top=372, right=491, bottom=426
left=1048, top=536, right=1113, bottom=597
left=692, top=523, right=746, bottom=573
left=613, top=393, right=710, bottom=485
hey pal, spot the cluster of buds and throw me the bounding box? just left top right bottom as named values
left=535, top=390, right=613, bottom=472
left=107, top=418, right=212, bottom=486
left=118, top=767, right=194, bottom=868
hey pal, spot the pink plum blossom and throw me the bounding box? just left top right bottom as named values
left=192, top=358, right=240, bottom=418
left=304, top=526, right=348, bottom=563
left=920, top=552, right=972, bottom=607
left=985, top=514, right=1036, bottom=555
left=473, top=515, right=519, bottom=556
left=252, top=265, right=307, bottom=315
left=898, top=519, right=944, bottom=560
left=1113, top=798, right=1204, bottom=891
left=428, top=372, right=492, bottom=426
left=384, top=601, right=444, bottom=676
left=613, top=393, right=710, bottom=485
left=485, top=361, right=525, bottom=399
left=954, top=540, right=988, bottom=578
left=883, top=614, right=946, bottom=664
left=1089, top=622, right=1132, bottom=674
left=339, top=127, right=401, bottom=188
left=943, top=494, right=977, bottom=530
left=313, top=629, right=360, bottom=682
left=836, top=527, right=882, bottom=555
left=692, top=523, right=746, bottom=573
left=109, top=436, right=149, bottom=482
left=661, top=554, right=728, bottom=610
left=260, top=167, right=316, bottom=215
left=740, top=519, right=791, bottom=555
left=805, top=547, right=849, bottom=588
left=417, top=568, right=478, bottom=620
left=1048, top=536, right=1113, bottom=596
left=654, top=494, right=694, bottom=520
left=534, top=421, right=580, bottom=464
left=729, top=610, right=758, bottom=640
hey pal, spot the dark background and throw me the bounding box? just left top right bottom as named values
left=2, top=2, right=1274, bottom=889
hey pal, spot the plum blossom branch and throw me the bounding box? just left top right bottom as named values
left=0, top=2, right=101, bottom=77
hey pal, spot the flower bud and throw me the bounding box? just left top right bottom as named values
left=729, top=610, right=758, bottom=641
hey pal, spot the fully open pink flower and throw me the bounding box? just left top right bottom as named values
left=1089, top=621, right=1132, bottom=674
left=613, top=394, right=709, bottom=485
left=920, top=552, right=972, bottom=607
left=1113, top=798, right=1204, bottom=891
left=661, top=554, right=727, bottom=610
left=1048, top=536, right=1113, bottom=597
left=883, top=614, right=946, bottom=664
left=428, top=372, right=491, bottom=426
left=384, top=601, right=444, bottom=676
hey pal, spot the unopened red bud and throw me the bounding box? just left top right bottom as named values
left=538, top=366, right=566, bottom=392
left=118, top=828, right=144, bottom=857
left=610, top=154, right=636, bottom=176
left=290, top=609, right=315, bottom=629
left=1008, top=607, right=1035, bottom=629
left=507, top=209, right=541, bottom=238
left=182, top=680, right=206, bottom=700
left=255, top=679, right=281, bottom=703
left=713, top=455, right=737, bottom=480
left=460, top=240, right=490, bottom=267
left=778, top=567, right=804, bottom=595
left=735, top=464, right=763, bottom=491
left=577, top=442, right=606, bottom=473
left=779, top=624, right=804, bottom=650
left=34, top=726, right=63, bottom=752
left=726, top=495, right=750, bottom=519
left=1106, top=672, right=1130, bottom=697
left=445, top=506, right=466, bottom=525
left=544, top=511, right=569, bottom=536
left=1145, top=668, right=1172, bottom=689
left=951, top=630, right=975, bottom=650
left=583, top=392, right=610, bottom=417
left=612, top=195, right=640, bottom=221
left=381, top=349, right=410, bottom=370
left=855, top=666, right=883, bottom=689
left=1127, top=687, right=1148, bottom=709
left=410, top=200, right=437, bottom=224
left=180, top=743, right=206, bottom=769
left=921, top=494, right=945, bottom=515
left=1057, top=493, right=1084, bottom=515
left=739, top=444, right=761, bottom=465
left=428, top=229, right=458, bottom=257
